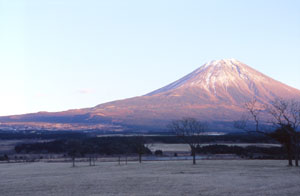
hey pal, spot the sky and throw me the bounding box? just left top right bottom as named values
left=0, top=0, right=299, bottom=116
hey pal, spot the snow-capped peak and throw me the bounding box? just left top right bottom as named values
left=147, top=58, right=260, bottom=96
left=208, top=58, right=241, bottom=67
left=198, top=58, right=243, bottom=72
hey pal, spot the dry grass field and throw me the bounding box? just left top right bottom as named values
left=1, top=160, right=300, bottom=196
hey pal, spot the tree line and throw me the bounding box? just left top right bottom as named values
left=12, top=136, right=288, bottom=164
left=15, top=137, right=152, bottom=156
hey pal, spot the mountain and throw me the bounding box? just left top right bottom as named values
left=1, top=59, right=300, bottom=132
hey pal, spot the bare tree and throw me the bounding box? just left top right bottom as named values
left=67, top=140, right=81, bottom=167
left=269, top=125, right=294, bottom=166
left=234, top=99, right=267, bottom=133
left=169, top=118, right=207, bottom=165
left=266, top=99, right=300, bottom=166
left=235, top=98, right=300, bottom=166
left=133, top=136, right=152, bottom=163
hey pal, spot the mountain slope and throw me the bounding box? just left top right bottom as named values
left=87, top=59, right=300, bottom=125
left=1, top=59, right=300, bottom=131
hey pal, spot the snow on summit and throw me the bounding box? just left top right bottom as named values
left=147, top=58, right=265, bottom=96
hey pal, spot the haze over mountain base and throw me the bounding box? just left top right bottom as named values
left=1, top=59, right=300, bottom=132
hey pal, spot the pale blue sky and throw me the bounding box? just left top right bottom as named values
left=0, top=0, right=299, bottom=116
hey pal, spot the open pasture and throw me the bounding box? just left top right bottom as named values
left=1, top=160, right=299, bottom=196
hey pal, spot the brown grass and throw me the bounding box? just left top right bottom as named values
left=0, top=160, right=299, bottom=196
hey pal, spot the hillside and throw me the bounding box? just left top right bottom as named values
left=1, top=59, right=300, bottom=132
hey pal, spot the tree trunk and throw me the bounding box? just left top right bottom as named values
left=287, top=146, right=293, bottom=166
left=193, top=154, right=196, bottom=165
left=139, top=154, right=142, bottom=163
left=92, top=156, right=96, bottom=166
left=192, top=148, right=196, bottom=165
left=89, top=157, right=92, bottom=166
left=72, top=157, right=75, bottom=167
left=295, top=142, right=299, bottom=167
left=288, top=158, right=293, bottom=166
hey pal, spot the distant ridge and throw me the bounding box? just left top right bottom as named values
left=1, top=59, right=300, bottom=132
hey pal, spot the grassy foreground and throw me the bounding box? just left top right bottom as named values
left=0, top=160, right=300, bottom=196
